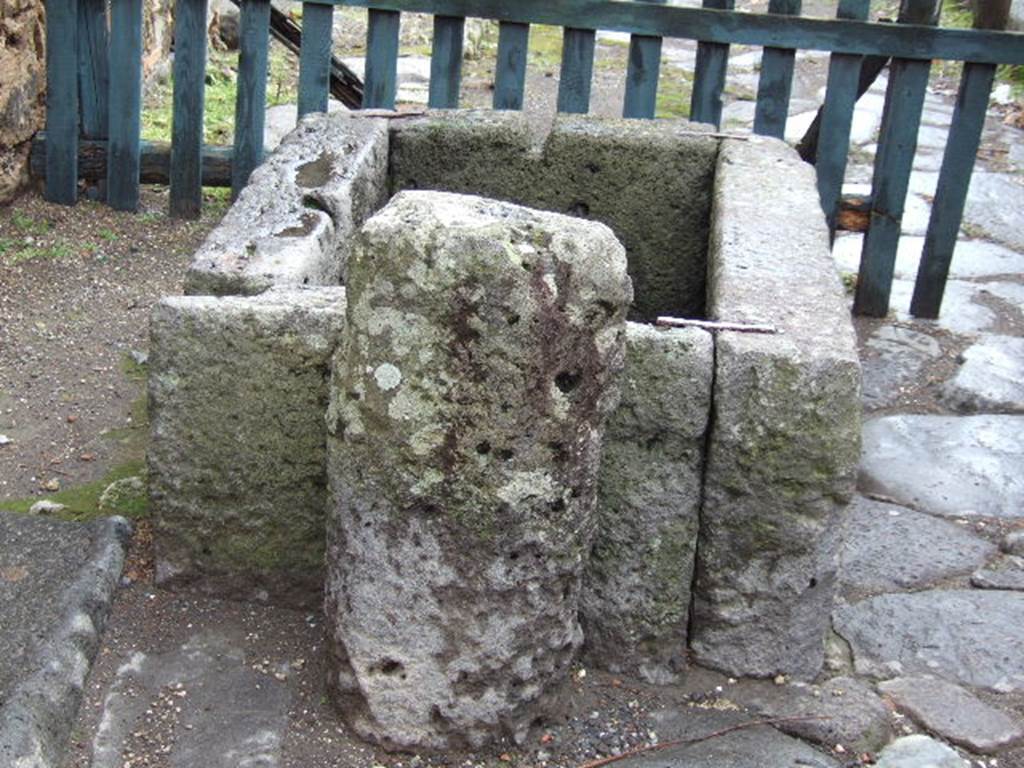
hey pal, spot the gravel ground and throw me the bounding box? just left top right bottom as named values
left=0, top=188, right=223, bottom=502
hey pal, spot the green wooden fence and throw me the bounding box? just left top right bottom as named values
left=39, top=0, right=1024, bottom=318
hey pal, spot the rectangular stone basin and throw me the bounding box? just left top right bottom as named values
left=149, top=110, right=860, bottom=682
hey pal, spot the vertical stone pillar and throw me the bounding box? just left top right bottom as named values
left=325, top=191, right=632, bottom=751
left=581, top=323, right=713, bottom=684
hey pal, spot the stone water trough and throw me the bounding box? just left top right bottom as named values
left=147, top=110, right=860, bottom=751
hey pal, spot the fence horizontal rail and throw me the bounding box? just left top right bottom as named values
left=301, top=0, right=1024, bottom=65
left=31, top=134, right=233, bottom=187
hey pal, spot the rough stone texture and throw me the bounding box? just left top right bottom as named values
left=581, top=323, right=712, bottom=684
left=972, top=555, right=1024, bottom=591
left=859, top=415, right=1024, bottom=518
left=185, top=113, right=389, bottom=296
left=88, top=631, right=290, bottom=768
left=873, top=735, right=968, bottom=768
left=941, top=335, right=1024, bottom=414
left=149, top=286, right=347, bottom=606
left=834, top=590, right=1024, bottom=691
left=838, top=496, right=996, bottom=597
left=0, top=513, right=130, bottom=768
left=0, top=0, right=173, bottom=203
left=692, top=137, right=861, bottom=680
left=388, top=109, right=719, bottom=320
left=325, top=191, right=631, bottom=751
left=729, top=676, right=892, bottom=754
left=861, top=326, right=941, bottom=410
left=1003, top=530, right=1024, bottom=556
left=0, top=0, right=44, bottom=201
left=626, top=708, right=840, bottom=768
left=878, top=677, right=1024, bottom=755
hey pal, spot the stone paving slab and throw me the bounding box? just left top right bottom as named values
left=88, top=630, right=291, bottom=768
left=859, top=415, right=1024, bottom=518
left=941, top=335, right=1024, bottom=414
left=873, top=735, right=968, bottom=768
left=727, top=675, right=891, bottom=754
left=860, top=326, right=942, bottom=410
left=834, top=590, right=1024, bottom=692
left=972, top=556, right=1024, bottom=591
left=0, top=512, right=130, bottom=768
left=834, top=234, right=1024, bottom=281
left=878, top=677, right=1024, bottom=755
left=837, top=496, right=996, bottom=597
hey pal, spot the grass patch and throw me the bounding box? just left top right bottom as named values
left=0, top=460, right=149, bottom=522
left=528, top=25, right=565, bottom=71
left=656, top=68, right=693, bottom=119
left=3, top=352, right=156, bottom=522
left=142, top=45, right=299, bottom=145
left=0, top=240, right=73, bottom=266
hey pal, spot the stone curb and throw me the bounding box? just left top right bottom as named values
left=0, top=516, right=132, bottom=768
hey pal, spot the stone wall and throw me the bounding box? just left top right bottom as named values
left=157, top=112, right=860, bottom=683
left=389, top=111, right=719, bottom=321
left=0, top=0, right=174, bottom=204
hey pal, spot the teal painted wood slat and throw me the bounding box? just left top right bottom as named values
left=910, top=61, right=996, bottom=317
left=232, top=0, right=272, bottom=199
left=77, top=0, right=109, bottom=140
left=814, top=0, right=870, bottom=234
left=623, top=34, right=662, bottom=119
left=298, top=0, right=1024, bottom=66
left=298, top=2, right=334, bottom=116
left=45, top=0, right=78, bottom=205
left=494, top=21, right=529, bottom=110
left=557, top=27, right=596, bottom=114
left=429, top=15, right=465, bottom=108
left=107, top=0, right=144, bottom=211
left=854, top=0, right=939, bottom=317
left=623, top=0, right=665, bottom=119
left=690, top=0, right=733, bottom=128
left=364, top=9, right=401, bottom=109
left=753, top=0, right=801, bottom=138
left=170, top=0, right=209, bottom=219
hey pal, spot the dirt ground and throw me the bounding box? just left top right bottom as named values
left=0, top=188, right=223, bottom=503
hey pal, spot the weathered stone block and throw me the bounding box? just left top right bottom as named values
left=581, top=322, right=712, bottom=683
left=325, top=191, right=631, bottom=751
left=389, top=110, right=718, bottom=319
left=185, top=113, right=389, bottom=296
left=149, top=286, right=347, bottom=606
left=691, top=137, right=861, bottom=680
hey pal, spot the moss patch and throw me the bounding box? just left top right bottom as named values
left=0, top=460, right=148, bottom=522
left=656, top=68, right=693, bottom=119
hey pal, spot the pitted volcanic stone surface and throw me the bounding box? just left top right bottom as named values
left=149, top=286, right=347, bottom=606
left=941, top=335, right=1024, bottom=414
left=581, top=322, right=712, bottom=684
left=692, top=137, right=861, bottom=680
left=324, top=191, right=632, bottom=750
left=834, top=590, right=1024, bottom=691
left=859, top=415, right=1024, bottom=518
left=0, top=512, right=91, bottom=703
left=838, top=496, right=996, bottom=596
left=878, top=677, right=1024, bottom=754
left=185, top=113, right=388, bottom=296
left=389, top=110, right=718, bottom=320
